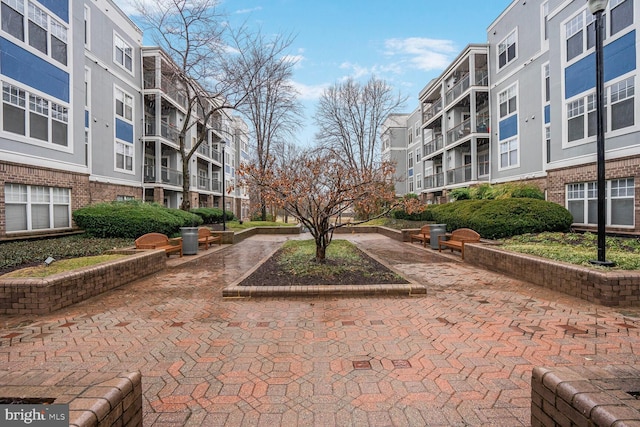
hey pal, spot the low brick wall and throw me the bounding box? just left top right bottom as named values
left=465, top=243, right=640, bottom=307
left=232, top=225, right=301, bottom=243
left=0, top=371, right=142, bottom=427
left=0, top=250, right=166, bottom=315
left=334, top=225, right=404, bottom=241
left=532, top=366, right=640, bottom=426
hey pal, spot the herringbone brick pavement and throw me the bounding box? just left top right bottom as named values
left=2, top=233, right=640, bottom=426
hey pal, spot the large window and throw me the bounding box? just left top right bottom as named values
left=567, top=178, right=634, bottom=226
left=114, top=33, right=133, bottom=72
left=499, top=85, right=517, bottom=119
left=566, top=77, right=633, bottom=143
left=499, top=137, right=518, bottom=169
left=498, top=30, right=517, bottom=70
left=610, top=0, right=633, bottom=35
left=115, top=87, right=133, bottom=121
left=5, top=184, right=71, bottom=232
left=115, top=141, right=133, bottom=172
left=2, top=81, right=68, bottom=146
left=1, top=0, right=67, bottom=65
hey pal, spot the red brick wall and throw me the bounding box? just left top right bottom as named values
left=89, top=181, right=142, bottom=203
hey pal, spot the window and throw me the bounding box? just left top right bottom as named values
left=5, top=184, right=71, bottom=232
left=542, top=2, right=549, bottom=41
left=115, top=141, right=133, bottom=171
left=499, top=85, right=517, bottom=118
left=116, top=195, right=135, bottom=201
left=610, top=76, right=634, bottom=131
left=499, top=137, right=518, bottom=168
left=51, top=102, right=67, bottom=146
left=83, top=4, right=90, bottom=48
left=2, top=82, right=25, bottom=135
left=1, top=0, right=24, bottom=41
left=567, top=98, right=585, bottom=142
left=416, top=148, right=421, bottom=162
left=498, top=30, right=517, bottom=69
left=115, top=87, right=133, bottom=121
left=545, top=125, right=551, bottom=163
left=566, top=77, right=632, bottom=144
left=610, top=0, right=632, bottom=35
left=416, top=173, right=422, bottom=190
left=28, top=2, right=47, bottom=54
left=478, top=151, right=489, bottom=176
left=566, top=14, right=584, bottom=61
left=114, top=33, right=133, bottom=72
left=408, top=152, right=414, bottom=169
left=544, top=64, right=550, bottom=103
left=50, top=18, right=66, bottom=65
left=28, top=93, right=47, bottom=141
left=567, top=178, right=634, bottom=226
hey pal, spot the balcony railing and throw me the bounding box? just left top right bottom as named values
left=161, top=166, right=182, bottom=186
left=446, top=164, right=472, bottom=185
left=212, top=179, right=221, bottom=192
left=212, top=149, right=221, bottom=162
left=475, top=69, right=489, bottom=86
left=422, top=99, right=442, bottom=122
left=423, top=134, right=444, bottom=156
left=143, top=70, right=188, bottom=109
left=197, top=143, right=211, bottom=158
left=143, top=165, right=155, bottom=183
left=197, top=175, right=211, bottom=191
left=445, top=73, right=470, bottom=105
left=476, top=110, right=490, bottom=133
left=145, top=121, right=181, bottom=144
left=424, top=172, right=444, bottom=189
left=446, top=117, right=471, bottom=145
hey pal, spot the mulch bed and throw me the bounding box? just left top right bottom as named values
left=239, top=247, right=409, bottom=287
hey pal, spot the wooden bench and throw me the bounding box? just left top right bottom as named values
left=409, top=225, right=430, bottom=247
left=438, top=228, right=480, bottom=260
left=198, top=227, right=222, bottom=250
left=135, top=232, right=183, bottom=257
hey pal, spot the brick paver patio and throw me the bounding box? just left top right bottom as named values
left=1, top=233, right=640, bottom=426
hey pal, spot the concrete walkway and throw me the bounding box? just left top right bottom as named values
left=2, top=233, right=640, bottom=426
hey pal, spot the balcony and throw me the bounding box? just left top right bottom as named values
left=161, top=166, right=182, bottom=186
left=145, top=121, right=181, bottom=144
left=423, top=99, right=442, bottom=122
left=446, top=164, right=472, bottom=185
left=446, top=118, right=471, bottom=146
left=197, top=143, right=211, bottom=158
left=475, top=69, right=489, bottom=86
left=445, top=73, right=470, bottom=105
left=197, top=175, right=211, bottom=191
left=212, top=179, right=221, bottom=192
left=425, top=172, right=444, bottom=189
left=476, top=110, right=490, bottom=133
left=423, top=134, right=444, bottom=156
left=143, top=70, right=188, bottom=109
left=143, top=165, right=155, bottom=183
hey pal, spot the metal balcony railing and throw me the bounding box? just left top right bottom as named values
left=476, top=110, right=490, bottom=133
left=423, top=134, right=444, bottom=156
left=143, top=165, right=155, bottom=183
left=446, top=117, right=471, bottom=145
left=446, top=164, right=472, bottom=185
left=197, top=175, right=211, bottom=191
left=475, top=69, right=489, bottom=86
left=197, top=143, right=211, bottom=158
left=161, top=166, right=182, bottom=186
left=211, top=179, right=221, bottom=192
left=424, top=172, right=444, bottom=189
left=445, top=73, right=470, bottom=105
left=211, top=149, right=220, bottom=162
left=422, top=99, right=442, bottom=122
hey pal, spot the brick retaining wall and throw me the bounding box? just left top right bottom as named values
left=0, top=250, right=166, bottom=315
left=531, top=366, right=640, bottom=426
left=465, top=243, right=640, bottom=307
left=0, top=371, right=142, bottom=427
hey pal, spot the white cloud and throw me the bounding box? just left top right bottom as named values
left=384, top=37, right=457, bottom=71
left=291, top=81, right=329, bottom=101
left=234, top=7, right=263, bottom=14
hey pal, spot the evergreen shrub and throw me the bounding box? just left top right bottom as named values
left=429, top=198, right=573, bottom=239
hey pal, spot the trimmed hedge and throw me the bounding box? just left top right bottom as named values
left=429, top=198, right=573, bottom=239
left=191, top=207, right=235, bottom=223
left=72, top=201, right=202, bottom=238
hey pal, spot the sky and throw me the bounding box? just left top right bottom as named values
left=113, top=0, right=513, bottom=145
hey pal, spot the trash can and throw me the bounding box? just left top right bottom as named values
left=429, top=224, right=447, bottom=250
left=180, top=227, right=199, bottom=255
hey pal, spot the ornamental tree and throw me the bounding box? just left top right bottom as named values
left=239, top=148, right=418, bottom=262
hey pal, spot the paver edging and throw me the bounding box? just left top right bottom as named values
left=465, top=243, right=639, bottom=307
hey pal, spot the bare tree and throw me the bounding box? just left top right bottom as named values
left=134, top=0, right=299, bottom=210
left=225, top=29, right=303, bottom=220
left=314, top=76, right=406, bottom=175
left=239, top=149, right=404, bottom=261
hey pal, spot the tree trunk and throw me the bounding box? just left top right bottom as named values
left=180, top=144, right=191, bottom=211
left=315, top=242, right=326, bottom=262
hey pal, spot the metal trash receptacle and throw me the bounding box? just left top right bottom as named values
left=429, top=224, right=447, bottom=250
left=180, top=227, right=199, bottom=255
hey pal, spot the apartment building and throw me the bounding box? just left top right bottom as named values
left=381, top=113, right=409, bottom=195
left=384, top=0, right=640, bottom=233
left=0, top=0, right=250, bottom=238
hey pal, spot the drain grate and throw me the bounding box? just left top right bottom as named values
left=0, top=397, right=55, bottom=404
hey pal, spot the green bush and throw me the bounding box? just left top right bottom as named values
left=391, top=208, right=433, bottom=221
left=72, top=201, right=201, bottom=238
left=250, top=211, right=275, bottom=222
left=191, top=207, right=235, bottom=223
left=429, top=198, right=573, bottom=239
left=449, top=188, right=472, bottom=201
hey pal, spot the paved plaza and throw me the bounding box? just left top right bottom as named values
left=2, top=233, right=640, bottom=426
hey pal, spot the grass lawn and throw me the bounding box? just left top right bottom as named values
left=3, top=254, right=128, bottom=278
left=225, top=220, right=298, bottom=231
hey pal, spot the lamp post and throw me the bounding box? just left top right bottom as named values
left=588, top=0, right=615, bottom=267
left=221, top=141, right=226, bottom=231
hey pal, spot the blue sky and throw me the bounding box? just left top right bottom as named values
left=114, top=0, right=513, bottom=145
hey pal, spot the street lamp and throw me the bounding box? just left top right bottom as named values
left=221, top=141, right=226, bottom=231
left=588, top=0, right=615, bottom=267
